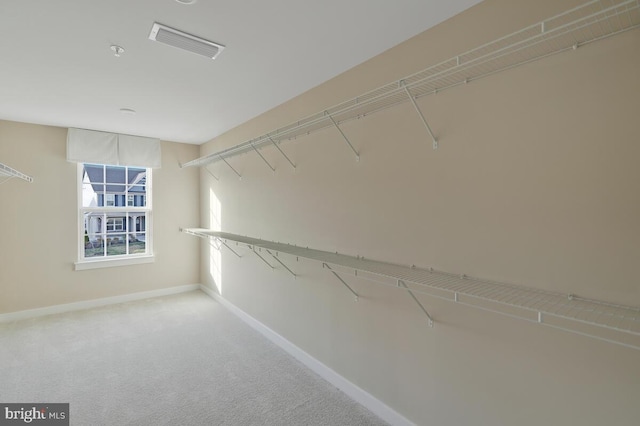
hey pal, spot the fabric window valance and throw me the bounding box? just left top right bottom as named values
left=67, top=128, right=161, bottom=168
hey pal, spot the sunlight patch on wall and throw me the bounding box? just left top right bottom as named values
left=209, top=187, right=222, bottom=294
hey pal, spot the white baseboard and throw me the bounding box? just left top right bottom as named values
left=199, top=284, right=414, bottom=426
left=0, top=284, right=201, bottom=323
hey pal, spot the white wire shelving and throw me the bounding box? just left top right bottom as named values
left=181, top=0, right=640, bottom=170
left=0, top=162, right=33, bottom=184
left=183, top=228, right=640, bottom=351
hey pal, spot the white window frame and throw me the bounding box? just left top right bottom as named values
left=76, top=163, right=154, bottom=270
left=127, top=194, right=135, bottom=207
left=105, top=193, right=115, bottom=207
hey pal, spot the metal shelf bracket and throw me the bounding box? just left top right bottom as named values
left=252, top=246, right=274, bottom=270
left=399, top=280, right=434, bottom=327
left=269, top=137, right=296, bottom=170
left=217, top=238, right=242, bottom=258
left=325, top=111, right=360, bottom=161
left=401, top=81, right=438, bottom=150
left=251, top=142, right=276, bottom=173
left=267, top=249, right=296, bottom=278
left=204, top=165, right=219, bottom=181
left=219, top=155, right=242, bottom=180
left=323, top=263, right=359, bottom=302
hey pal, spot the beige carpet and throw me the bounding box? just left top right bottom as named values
left=0, top=291, right=387, bottom=425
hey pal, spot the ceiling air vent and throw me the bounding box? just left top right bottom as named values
left=148, top=23, right=225, bottom=59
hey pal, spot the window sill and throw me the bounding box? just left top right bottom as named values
left=74, top=255, right=155, bottom=271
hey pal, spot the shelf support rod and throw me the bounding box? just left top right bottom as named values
left=219, top=155, right=242, bottom=180
left=325, top=112, right=360, bottom=161
left=269, top=137, right=296, bottom=170
left=216, top=238, right=241, bottom=258
left=204, top=165, right=219, bottom=181
left=398, top=279, right=434, bottom=327
left=401, top=81, right=438, bottom=150
left=323, top=263, right=359, bottom=302
left=252, top=247, right=274, bottom=270
left=266, top=249, right=296, bottom=278
left=251, top=142, right=276, bottom=173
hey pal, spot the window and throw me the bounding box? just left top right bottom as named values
left=106, top=218, right=124, bottom=232
left=78, top=163, right=152, bottom=266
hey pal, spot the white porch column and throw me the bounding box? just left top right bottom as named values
left=131, top=215, right=138, bottom=239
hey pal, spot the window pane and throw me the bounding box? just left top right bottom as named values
left=106, top=184, right=126, bottom=192
left=129, top=185, right=147, bottom=206
left=105, top=166, right=126, bottom=184
left=83, top=164, right=104, bottom=184
left=84, top=214, right=103, bottom=234
left=129, top=184, right=146, bottom=193
left=128, top=168, right=146, bottom=182
left=105, top=186, right=126, bottom=207
left=129, top=233, right=146, bottom=254
left=84, top=235, right=104, bottom=258
left=130, top=214, right=147, bottom=233
left=106, top=234, right=127, bottom=256
left=82, top=184, right=100, bottom=207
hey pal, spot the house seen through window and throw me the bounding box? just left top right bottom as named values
left=79, top=164, right=152, bottom=260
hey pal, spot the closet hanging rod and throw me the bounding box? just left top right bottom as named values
left=181, top=0, right=640, bottom=169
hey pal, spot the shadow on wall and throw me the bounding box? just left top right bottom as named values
left=209, top=187, right=222, bottom=294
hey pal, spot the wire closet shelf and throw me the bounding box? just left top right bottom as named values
left=183, top=229, right=640, bottom=351
left=181, top=0, right=640, bottom=169
left=0, top=162, right=33, bottom=184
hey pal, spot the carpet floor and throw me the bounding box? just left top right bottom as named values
left=0, top=291, right=387, bottom=425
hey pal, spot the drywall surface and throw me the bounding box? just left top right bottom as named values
left=199, top=1, right=640, bottom=424
left=0, top=120, right=200, bottom=313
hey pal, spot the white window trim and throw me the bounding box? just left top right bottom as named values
left=74, top=255, right=155, bottom=271
left=76, top=163, right=153, bottom=270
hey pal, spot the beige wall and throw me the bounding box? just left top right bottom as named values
left=0, top=120, right=200, bottom=313
left=200, top=0, right=640, bottom=425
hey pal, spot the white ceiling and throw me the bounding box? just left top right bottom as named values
left=0, top=0, right=481, bottom=144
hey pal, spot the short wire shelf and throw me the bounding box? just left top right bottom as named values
left=183, top=228, right=640, bottom=351
left=181, top=0, right=640, bottom=169
left=0, top=162, right=33, bottom=184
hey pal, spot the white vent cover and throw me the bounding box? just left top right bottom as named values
left=149, top=23, right=224, bottom=59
